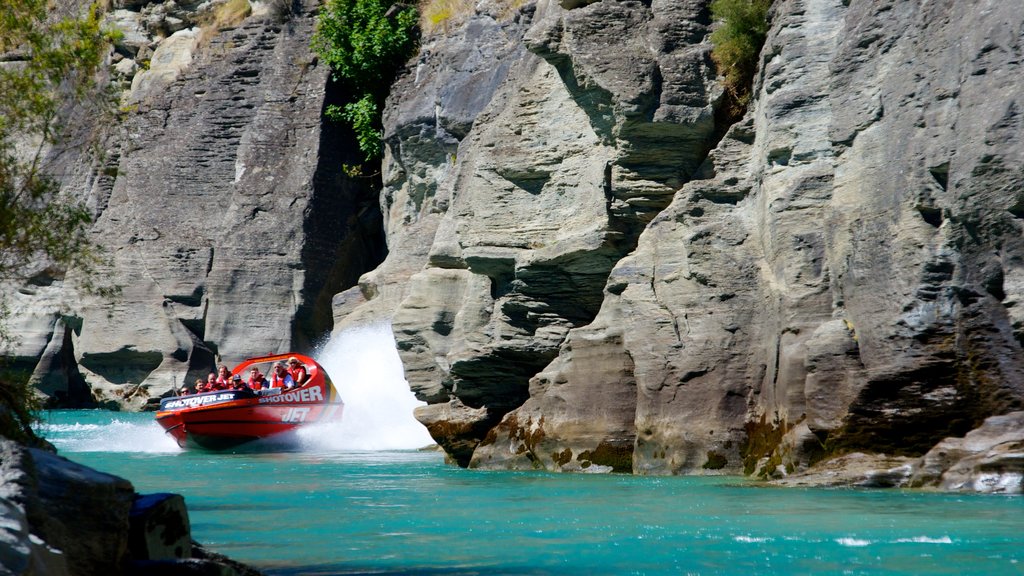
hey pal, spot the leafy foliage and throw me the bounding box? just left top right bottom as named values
left=312, top=0, right=418, bottom=160
left=709, top=0, right=771, bottom=106
left=339, top=94, right=381, bottom=159
left=0, top=0, right=116, bottom=440
left=0, top=367, right=45, bottom=447
left=0, top=0, right=115, bottom=284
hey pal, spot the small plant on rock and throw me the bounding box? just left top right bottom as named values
left=709, top=0, right=771, bottom=107
left=312, top=0, right=418, bottom=161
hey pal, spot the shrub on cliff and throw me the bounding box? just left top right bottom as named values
left=312, top=0, right=418, bottom=161
left=709, top=0, right=771, bottom=106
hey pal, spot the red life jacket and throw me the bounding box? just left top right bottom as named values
left=288, top=365, right=308, bottom=387
left=271, top=372, right=291, bottom=388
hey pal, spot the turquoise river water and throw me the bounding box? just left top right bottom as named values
left=31, top=326, right=1024, bottom=575
left=37, top=409, right=1024, bottom=576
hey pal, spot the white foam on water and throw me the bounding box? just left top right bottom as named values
left=893, top=536, right=953, bottom=544
left=299, top=322, right=434, bottom=451
left=36, top=422, right=103, bottom=433
left=734, top=535, right=772, bottom=543
left=45, top=417, right=180, bottom=453
left=835, top=538, right=872, bottom=547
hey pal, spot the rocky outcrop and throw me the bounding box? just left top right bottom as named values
left=773, top=411, right=1024, bottom=493
left=355, top=0, right=722, bottom=467
left=6, top=0, right=382, bottom=409
left=0, top=439, right=260, bottom=575
left=338, top=0, right=1024, bottom=483
left=911, top=411, right=1024, bottom=493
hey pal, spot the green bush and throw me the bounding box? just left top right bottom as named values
left=709, top=0, right=771, bottom=105
left=312, top=0, right=418, bottom=160
left=0, top=369, right=45, bottom=447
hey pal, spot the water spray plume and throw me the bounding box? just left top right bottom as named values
left=305, top=322, right=435, bottom=450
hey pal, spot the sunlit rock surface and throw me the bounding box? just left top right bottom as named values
left=8, top=0, right=383, bottom=408
left=347, top=0, right=1024, bottom=481
left=0, top=439, right=260, bottom=575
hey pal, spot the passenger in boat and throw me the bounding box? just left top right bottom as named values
left=270, top=362, right=293, bottom=389
left=231, top=374, right=256, bottom=397
left=287, top=356, right=309, bottom=387
left=216, top=365, right=231, bottom=387
left=205, top=372, right=219, bottom=390
left=247, top=367, right=268, bottom=390
left=179, top=385, right=190, bottom=396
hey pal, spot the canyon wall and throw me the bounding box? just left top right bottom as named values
left=6, top=0, right=383, bottom=408
left=341, top=0, right=1024, bottom=483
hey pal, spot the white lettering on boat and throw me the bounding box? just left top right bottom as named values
left=258, top=386, right=324, bottom=405
left=281, top=407, right=311, bottom=423
left=163, top=393, right=236, bottom=410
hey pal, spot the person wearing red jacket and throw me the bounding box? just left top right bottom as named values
left=270, top=363, right=293, bottom=389
left=247, top=367, right=269, bottom=390
left=215, top=365, right=231, bottom=388
left=287, top=356, right=309, bottom=387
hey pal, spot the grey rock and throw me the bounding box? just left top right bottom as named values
left=128, top=27, right=198, bottom=103
left=0, top=440, right=134, bottom=575
left=352, top=0, right=721, bottom=462
left=114, top=57, right=140, bottom=79
left=771, top=453, right=917, bottom=489
left=129, top=493, right=191, bottom=561
left=0, top=439, right=261, bottom=575
left=12, top=0, right=384, bottom=409
left=108, top=9, right=151, bottom=56
left=912, top=412, right=1024, bottom=494
left=0, top=496, right=69, bottom=576
left=357, top=0, right=1024, bottom=487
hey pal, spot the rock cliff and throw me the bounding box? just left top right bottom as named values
left=340, top=0, right=1024, bottom=486
left=5, top=0, right=383, bottom=409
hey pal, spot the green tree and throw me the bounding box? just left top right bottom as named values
left=0, top=0, right=116, bottom=443
left=709, top=0, right=771, bottom=107
left=312, top=0, right=418, bottom=160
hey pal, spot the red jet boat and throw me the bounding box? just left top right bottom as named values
left=155, top=353, right=343, bottom=450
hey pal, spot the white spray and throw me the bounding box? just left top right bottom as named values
left=299, top=322, right=435, bottom=451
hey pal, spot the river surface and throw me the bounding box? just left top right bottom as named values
left=37, top=409, right=1024, bottom=576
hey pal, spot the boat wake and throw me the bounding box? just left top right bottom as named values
left=39, top=416, right=181, bottom=453
left=300, top=322, right=435, bottom=451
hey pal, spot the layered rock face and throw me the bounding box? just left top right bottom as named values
left=7, top=0, right=382, bottom=408
left=344, top=0, right=1024, bottom=481
left=341, top=0, right=722, bottom=467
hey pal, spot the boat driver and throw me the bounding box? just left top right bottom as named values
left=231, top=374, right=255, bottom=397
